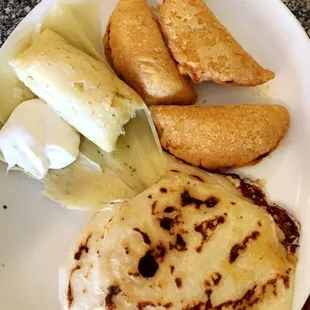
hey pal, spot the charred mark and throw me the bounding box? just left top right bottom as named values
left=211, top=272, right=222, bottom=286
left=160, top=217, right=174, bottom=231
left=151, top=201, right=157, bottom=215
left=128, top=272, right=140, bottom=277
left=159, top=214, right=180, bottom=231
left=105, top=285, right=121, bottom=310
left=183, top=301, right=205, bottom=310
left=137, top=302, right=156, bottom=309
left=170, top=169, right=179, bottom=173
left=74, top=234, right=92, bottom=260
left=148, top=194, right=152, bottom=199
left=183, top=269, right=291, bottom=309
left=133, top=228, right=151, bottom=245
left=138, top=251, right=159, bottom=278
left=155, top=244, right=166, bottom=260
left=175, top=277, right=183, bottom=288
left=160, top=188, right=168, bottom=193
left=225, top=173, right=300, bottom=254
left=67, top=265, right=81, bottom=308
left=170, top=265, right=175, bottom=274
left=170, top=234, right=187, bottom=251
left=164, top=206, right=176, bottom=213
left=194, top=215, right=226, bottom=252
left=181, top=190, right=219, bottom=209
left=229, top=231, right=260, bottom=263
left=214, top=285, right=257, bottom=310
left=190, top=174, right=204, bottom=182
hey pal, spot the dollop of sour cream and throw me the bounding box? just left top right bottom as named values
left=0, top=99, right=80, bottom=179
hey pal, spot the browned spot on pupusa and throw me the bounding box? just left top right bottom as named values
left=164, top=206, right=176, bottom=213
left=181, top=190, right=219, bottom=209
left=183, top=269, right=291, bottom=309
left=175, top=277, right=183, bottom=288
left=133, top=228, right=151, bottom=245
left=151, top=201, right=157, bottom=215
left=137, top=301, right=155, bottom=309
left=138, top=301, right=173, bottom=309
left=170, top=265, right=175, bottom=274
left=160, top=217, right=175, bottom=231
left=211, top=272, right=222, bottom=286
left=160, top=187, right=168, bottom=193
left=74, top=234, right=92, bottom=260
left=154, top=244, right=166, bottom=261
left=67, top=265, right=81, bottom=308
left=229, top=231, right=261, bottom=263
left=214, top=285, right=257, bottom=309
left=194, top=215, right=226, bottom=252
left=105, top=285, right=121, bottom=310
left=224, top=173, right=300, bottom=254
left=183, top=301, right=205, bottom=310
left=159, top=213, right=181, bottom=232
left=138, top=251, right=159, bottom=278
left=169, top=234, right=187, bottom=251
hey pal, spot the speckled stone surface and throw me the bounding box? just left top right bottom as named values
left=0, top=0, right=309, bottom=46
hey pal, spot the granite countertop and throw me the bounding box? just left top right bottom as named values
left=0, top=0, right=309, bottom=46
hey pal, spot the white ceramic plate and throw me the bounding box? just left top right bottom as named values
left=0, top=0, right=310, bottom=309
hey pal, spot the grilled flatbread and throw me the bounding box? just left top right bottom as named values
left=150, top=104, right=289, bottom=170
left=104, top=0, right=197, bottom=106
left=160, top=0, right=275, bottom=86
left=59, top=161, right=299, bottom=309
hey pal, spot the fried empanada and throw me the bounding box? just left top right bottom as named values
left=150, top=104, right=289, bottom=170
left=104, top=0, right=197, bottom=106
left=160, top=0, right=275, bottom=86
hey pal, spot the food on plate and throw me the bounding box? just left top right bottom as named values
left=10, top=28, right=144, bottom=153
left=81, top=110, right=166, bottom=192
left=43, top=111, right=165, bottom=211
left=104, top=0, right=197, bottom=106
left=44, top=154, right=136, bottom=211
left=59, top=160, right=299, bottom=309
left=150, top=104, right=289, bottom=170
left=0, top=99, right=80, bottom=179
left=159, top=0, right=275, bottom=86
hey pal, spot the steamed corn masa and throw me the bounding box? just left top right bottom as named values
left=104, top=0, right=197, bottom=106
left=10, top=29, right=144, bottom=153
left=151, top=104, right=289, bottom=170
left=160, top=0, right=275, bottom=86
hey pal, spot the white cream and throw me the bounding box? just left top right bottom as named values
left=0, top=99, right=80, bottom=179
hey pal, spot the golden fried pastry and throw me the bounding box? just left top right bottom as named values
left=160, top=0, right=275, bottom=86
left=104, top=0, right=197, bottom=106
left=150, top=104, right=289, bottom=170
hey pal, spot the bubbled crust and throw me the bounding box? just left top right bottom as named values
left=104, top=0, right=197, bottom=106
left=150, top=104, right=290, bottom=170
left=160, top=0, right=275, bottom=86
